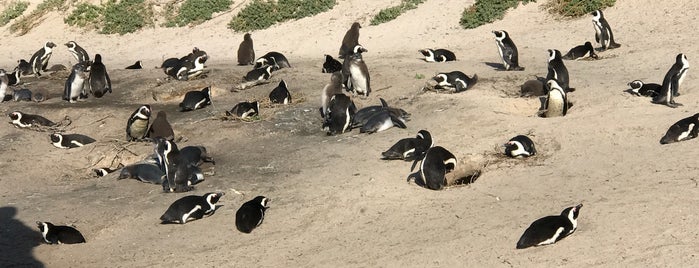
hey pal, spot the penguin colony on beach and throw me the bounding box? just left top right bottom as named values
left=1, top=5, right=692, bottom=256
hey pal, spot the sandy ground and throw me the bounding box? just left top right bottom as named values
left=1, top=0, right=699, bottom=267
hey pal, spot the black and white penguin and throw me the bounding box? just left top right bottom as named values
left=148, top=111, right=175, bottom=141
left=419, top=48, right=456, bottom=62
left=179, top=86, right=212, bottom=112
left=93, top=165, right=122, bottom=177
left=360, top=110, right=407, bottom=133
left=36, top=221, right=86, bottom=244
left=352, top=98, right=410, bottom=129
left=3, top=67, right=21, bottom=88
left=591, top=10, right=620, bottom=50
left=253, top=52, right=291, bottom=69
left=322, top=54, right=343, bottom=73
left=659, top=113, right=699, bottom=144
left=180, top=146, right=215, bottom=166
left=244, top=65, right=273, bottom=82
left=12, top=88, right=32, bottom=102
left=65, top=41, right=89, bottom=64
left=546, top=49, right=573, bottom=92
left=504, top=135, right=537, bottom=158
left=154, top=138, right=202, bottom=192
left=382, top=130, right=433, bottom=160
left=126, top=105, right=151, bottom=141
left=269, top=80, right=292, bottom=104
left=118, top=163, right=165, bottom=184
left=236, top=196, right=270, bottom=233
left=62, top=62, right=90, bottom=103
left=652, top=53, right=689, bottom=108
left=540, top=80, right=568, bottom=118
left=325, top=94, right=356, bottom=135
left=520, top=79, right=546, bottom=97
left=237, top=33, right=255, bottom=65
left=493, top=30, right=524, bottom=71
left=29, top=41, right=57, bottom=77
left=342, top=45, right=371, bottom=97
left=50, top=133, right=96, bottom=149
left=125, top=61, right=142, bottom=69
left=516, top=204, right=583, bottom=249
left=432, top=71, right=478, bottom=93
left=89, top=54, right=112, bottom=98
left=627, top=80, right=661, bottom=97
left=226, top=101, right=260, bottom=119
left=413, top=146, right=456, bottom=190
left=339, top=22, right=361, bottom=59
left=562, top=41, right=598, bottom=60
left=17, top=59, right=32, bottom=76
left=163, top=47, right=208, bottom=80
left=321, top=72, right=345, bottom=119
left=160, top=192, right=225, bottom=224
left=8, top=111, right=55, bottom=128
left=0, top=69, right=10, bottom=101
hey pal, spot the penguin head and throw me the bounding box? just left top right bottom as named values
left=94, top=54, right=102, bottom=63
left=254, top=57, right=268, bottom=69
left=627, top=80, right=643, bottom=90
left=561, top=204, right=583, bottom=221
left=36, top=221, right=51, bottom=233
left=93, top=168, right=109, bottom=177
left=352, top=45, right=368, bottom=55
left=416, top=130, right=433, bottom=146
left=418, top=49, right=434, bottom=57
left=278, top=79, right=288, bottom=90
left=8, top=111, right=21, bottom=121
left=492, top=30, right=508, bottom=40
left=244, top=33, right=252, bottom=40
left=330, top=71, right=343, bottom=84
left=351, top=22, right=361, bottom=29
left=65, top=41, right=76, bottom=49
left=202, top=86, right=211, bottom=99
left=156, top=110, right=167, bottom=120
left=547, top=49, right=562, bottom=62
left=45, top=42, right=56, bottom=48
left=134, top=105, right=151, bottom=119
left=204, top=192, right=225, bottom=207
left=432, top=73, right=448, bottom=85
left=591, top=10, right=602, bottom=19
left=253, top=196, right=270, bottom=208
left=677, top=53, right=688, bottom=66
left=49, top=133, right=62, bottom=144
left=0, top=68, right=6, bottom=76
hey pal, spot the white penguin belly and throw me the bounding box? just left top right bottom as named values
left=349, top=64, right=367, bottom=95
left=376, top=119, right=394, bottom=132
left=545, top=92, right=565, bottom=117
left=678, top=123, right=695, bottom=141
left=70, top=77, right=86, bottom=99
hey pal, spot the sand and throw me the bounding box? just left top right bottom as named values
left=1, top=0, right=699, bottom=267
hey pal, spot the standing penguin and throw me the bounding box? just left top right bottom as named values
left=62, top=62, right=90, bottom=103
left=591, top=10, right=621, bottom=50
left=65, top=41, right=90, bottom=64
left=36, top=221, right=86, bottom=244
left=342, top=45, right=371, bottom=97
left=89, top=54, right=112, bottom=98
left=493, top=30, right=524, bottom=71
left=236, top=196, right=270, bottom=233
left=237, top=33, right=255, bottom=65
left=0, top=69, right=10, bottom=101
left=562, top=41, right=598, bottom=60
left=29, top=41, right=57, bottom=77
left=382, top=130, right=433, bottom=160
left=148, top=111, right=175, bottom=141
left=269, top=80, right=292, bottom=104
left=413, top=146, right=456, bottom=190
left=517, top=204, right=583, bottom=249
left=155, top=138, right=202, bottom=192
left=339, top=22, right=361, bottom=59
left=179, top=86, right=212, bottom=111
left=540, top=80, right=568, bottom=118
left=546, top=49, right=573, bottom=92
left=652, top=53, right=689, bottom=108
left=504, top=135, right=537, bottom=158
left=160, top=192, right=225, bottom=224
left=325, top=94, right=356, bottom=135
left=126, top=105, right=151, bottom=141
left=659, top=113, right=699, bottom=144
left=320, top=72, right=345, bottom=118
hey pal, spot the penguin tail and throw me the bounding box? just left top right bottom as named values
left=471, top=74, right=479, bottom=87
left=609, top=42, right=621, bottom=49
left=381, top=151, right=403, bottom=160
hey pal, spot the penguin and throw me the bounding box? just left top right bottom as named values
left=8, top=111, right=55, bottom=128
left=352, top=98, right=410, bottom=128
left=126, top=105, right=151, bottom=141
left=540, top=80, right=568, bottom=118
left=269, top=80, right=292, bottom=104
left=516, top=204, right=583, bottom=249
left=236, top=196, right=270, bottom=233
left=492, top=30, right=524, bottom=71
left=125, top=61, right=142, bottom=69
left=160, top=192, right=225, bottom=224
left=413, top=146, right=456, bottom=190
left=244, top=65, right=273, bottom=82
left=12, top=88, right=32, bottom=102
left=431, top=71, right=478, bottom=93
left=164, top=48, right=208, bottom=80
left=591, top=10, right=620, bottom=50
left=320, top=72, right=345, bottom=119
left=382, top=130, right=433, bottom=160
left=322, top=54, right=343, bottom=73
left=520, top=79, right=546, bottom=97
left=180, top=146, right=216, bottom=166
left=179, top=86, right=212, bottom=112
left=652, top=53, right=689, bottom=108
left=504, top=135, right=537, bottom=158
left=562, top=41, right=598, bottom=60
left=659, top=113, right=699, bottom=144
left=546, top=49, right=573, bottom=92
left=253, top=52, right=291, bottom=69
left=226, top=101, right=260, bottom=119
left=5, top=68, right=22, bottom=87
left=65, top=41, right=90, bottom=64
left=62, top=62, right=90, bottom=103
left=342, top=46, right=371, bottom=97
left=339, top=22, right=361, bottom=59
left=32, top=91, right=46, bottom=102
left=36, top=221, right=86, bottom=244
left=29, top=41, right=57, bottom=77
left=93, top=166, right=122, bottom=177
left=50, top=133, right=96, bottom=149
left=360, top=110, right=407, bottom=133
left=148, top=111, right=175, bottom=141
left=325, top=94, right=355, bottom=135
left=118, top=163, right=165, bottom=184
left=627, top=80, right=661, bottom=97
left=154, top=138, right=201, bottom=192
left=419, top=49, right=456, bottom=62
left=17, top=59, right=32, bottom=76
left=89, top=54, right=112, bottom=98
left=0, top=69, right=11, bottom=102
left=237, top=33, right=255, bottom=65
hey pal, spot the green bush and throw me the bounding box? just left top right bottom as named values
left=101, top=0, right=152, bottom=34
left=228, top=0, right=336, bottom=32
left=544, top=0, right=615, bottom=17
left=164, top=0, right=232, bottom=27
left=460, top=0, right=535, bottom=29
left=0, top=1, right=29, bottom=27
left=64, top=3, right=102, bottom=29
left=10, top=0, right=67, bottom=35
left=370, top=0, right=425, bottom=25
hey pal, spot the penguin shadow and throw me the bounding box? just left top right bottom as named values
left=0, top=207, right=45, bottom=267
left=484, top=62, right=506, bottom=71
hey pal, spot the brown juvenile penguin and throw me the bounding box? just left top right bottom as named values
left=338, top=22, right=361, bottom=59
left=237, top=33, right=255, bottom=65
left=148, top=111, right=175, bottom=141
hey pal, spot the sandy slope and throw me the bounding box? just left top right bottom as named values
left=1, top=0, right=699, bottom=267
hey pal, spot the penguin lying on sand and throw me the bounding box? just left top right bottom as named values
left=517, top=204, right=583, bottom=249
left=160, top=192, right=224, bottom=224
left=382, top=130, right=433, bottom=160
left=37, top=221, right=86, bottom=244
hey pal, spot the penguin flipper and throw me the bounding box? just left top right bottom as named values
left=105, top=72, right=112, bottom=93
left=391, top=116, right=407, bottom=129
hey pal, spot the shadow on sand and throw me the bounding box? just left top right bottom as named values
left=0, top=207, right=44, bottom=267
